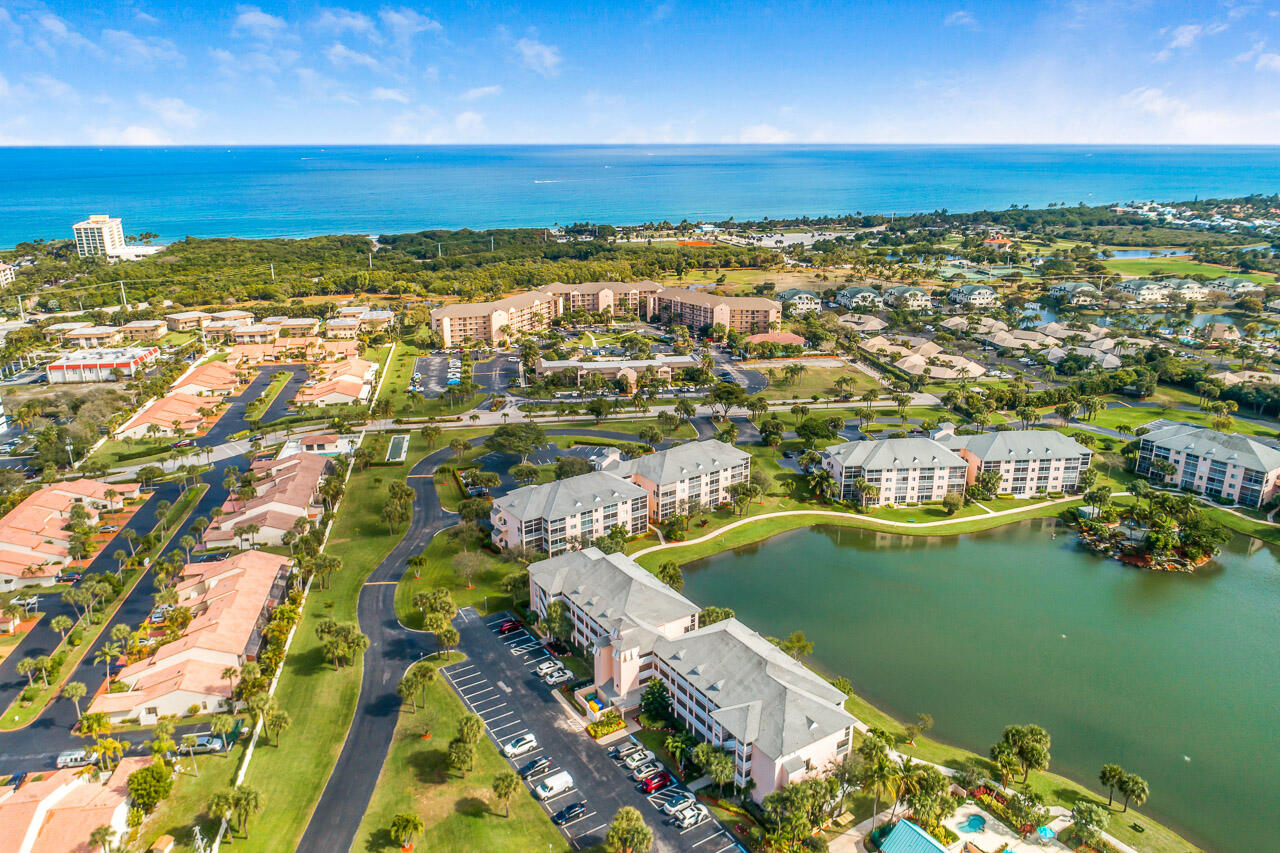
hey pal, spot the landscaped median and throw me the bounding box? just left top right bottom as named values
left=243, top=369, right=293, bottom=422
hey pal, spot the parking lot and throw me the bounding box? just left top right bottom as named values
left=472, top=353, right=522, bottom=394
left=443, top=608, right=741, bottom=853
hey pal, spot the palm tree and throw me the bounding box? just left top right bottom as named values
left=1099, top=763, right=1124, bottom=807
left=63, top=681, right=87, bottom=719
left=1118, top=772, right=1149, bottom=813
left=95, top=643, right=122, bottom=680
left=390, top=812, right=426, bottom=848
left=858, top=749, right=900, bottom=829
left=88, top=825, right=115, bottom=853
left=230, top=784, right=263, bottom=836
left=211, top=713, right=237, bottom=749
left=492, top=771, right=520, bottom=818
left=808, top=469, right=838, bottom=503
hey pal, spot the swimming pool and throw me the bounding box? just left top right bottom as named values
left=959, top=814, right=987, bottom=833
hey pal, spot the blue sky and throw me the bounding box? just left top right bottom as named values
left=2, top=0, right=1279, bottom=144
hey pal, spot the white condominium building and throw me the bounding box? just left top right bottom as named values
left=938, top=429, right=1093, bottom=495
left=490, top=471, right=649, bottom=554
left=948, top=283, right=999, bottom=308
left=72, top=214, right=126, bottom=257
left=610, top=439, right=751, bottom=522
left=822, top=437, right=968, bottom=505
left=527, top=548, right=855, bottom=802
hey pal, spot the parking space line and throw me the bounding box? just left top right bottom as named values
left=692, top=830, right=728, bottom=846
left=445, top=664, right=476, bottom=675
left=452, top=676, right=487, bottom=690
left=474, top=701, right=507, bottom=715
left=489, top=721, right=523, bottom=734
left=578, top=822, right=608, bottom=838
left=680, top=820, right=712, bottom=835
left=541, top=788, right=578, bottom=803
left=707, top=839, right=739, bottom=853
left=483, top=710, right=513, bottom=724
left=560, top=810, right=598, bottom=828
left=464, top=685, right=496, bottom=698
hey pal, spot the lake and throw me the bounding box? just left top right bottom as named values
left=681, top=521, right=1280, bottom=852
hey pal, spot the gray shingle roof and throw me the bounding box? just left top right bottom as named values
left=652, top=618, right=854, bottom=758
left=527, top=548, right=698, bottom=650
left=492, top=471, right=646, bottom=521
left=1141, top=424, right=1280, bottom=471
left=611, top=440, right=749, bottom=486
left=824, top=438, right=965, bottom=470
left=939, top=429, right=1091, bottom=462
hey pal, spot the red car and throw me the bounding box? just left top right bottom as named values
left=640, top=772, right=673, bottom=794
left=497, top=620, right=520, bottom=635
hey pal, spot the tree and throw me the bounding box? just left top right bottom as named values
left=555, top=455, right=594, bottom=479
left=88, top=825, right=115, bottom=853
left=389, top=813, right=425, bottom=848
left=448, top=737, right=475, bottom=775
left=1072, top=800, right=1110, bottom=846
left=492, top=770, right=520, bottom=817
left=543, top=600, right=572, bottom=643
left=510, top=462, right=539, bottom=484
left=436, top=625, right=460, bottom=657
left=265, top=704, right=291, bottom=746
left=484, top=422, right=546, bottom=461
left=699, top=605, right=734, bottom=626
left=655, top=560, right=684, bottom=592
left=452, top=549, right=484, bottom=589
left=605, top=806, right=653, bottom=853
left=458, top=712, right=484, bottom=744
left=127, top=761, right=174, bottom=812
left=995, top=723, right=1051, bottom=783
left=448, top=438, right=470, bottom=461
left=778, top=630, right=814, bottom=660
left=95, top=643, right=122, bottom=681
left=1118, top=772, right=1148, bottom=813
left=942, top=491, right=964, bottom=515
left=857, top=738, right=900, bottom=831
left=50, top=614, right=72, bottom=639
left=63, top=681, right=87, bottom=719
left=1099, top=763, right=1124, bottom=807
left=230, top=784, right=263, bottom=837
left=640, top=679, right=672, bottom=721
left=211, top=713, right=236, bottom=749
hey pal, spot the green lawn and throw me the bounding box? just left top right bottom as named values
left=351, top=653, right=569, bottom=853
left=1101, top=257, right=1272, bottom=282
left=757, top=366, right=877, bottom=402
left=395, top=529, right=522, bottom=629
left=88, top=437, right=181, bottom=468
left=244, top=370, right=292, bottom=422
left=139, top=742, right=248, bottom=851
left=1087, top=405, right=1278, bottom=438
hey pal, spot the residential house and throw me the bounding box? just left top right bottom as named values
left=982, top=328, right=1060, bottom=352
left=0, top=262, right=15, bottom=287
left=0, top=757, right=148, bottom=853
left=323, top=317, right=363, bottom=339
left=778, top=289, right=821, bottom=314
left=859, top=335, right=984, bottom=380
left=883, top=286, right=931, bottom=310
left=276, top=317, right=322, bottom=337
left=838, top=313, right=887, bottom=333
left=171, top=361, right=242, bottom=396
left=527, top=548, right=856, bottom=802
left=1043, top=346, right=1122, bottom=369
left=119, top=319, right=168, bottom=341
left=936, top=429, right=1093, bottom=495
left=1207, top=369, right=1280, bottom=387
left=1135, top=424, right=1280, bottom=507
left=202, top=452, right=333, bottom=548
left=833, top=287, right=883, bottom=310
left=743, top=331, right=807, bottom=348
left=609, top=439, right=751, bottom=523
left=948, top=283, right=999, bottom=309
left=822, top=438, right=968, bottom=505
left=116, top=392, right=213, bottom=439
left=165, top=311, right=212, bottom=331
left=490, top=471, right=649, bottom=554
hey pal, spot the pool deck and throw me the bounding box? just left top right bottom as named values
left=943, top=803, right=1072, bottom=853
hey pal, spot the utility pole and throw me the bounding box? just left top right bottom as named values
left=119, top=280, right=129, bottom=312
left=437, top=242, right=442, bottom=258
left=368, top=252, right=373, bottom=270
left=490, top=236, right=495, bottom=252
left=270, top=263, right=276, bottom=283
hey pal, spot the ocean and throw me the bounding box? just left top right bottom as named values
left=4, top=145, right=1280, bottom=248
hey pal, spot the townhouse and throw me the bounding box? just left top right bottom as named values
left=527, top=548, right=856, bottom=801
left=941, top=315, right=1007, bottom=335
left=227, top=337, right=359, bottom=366
left=274, top=316, right=322, bottom=337
left=116, top=392, right=214, bottom=439
left=883, top=285, right=931, bottom=310
left=833, top=286, right=883, bottom=310
left=295, top=356, right=378, bottom=406
left=324, top=317, right=363, bottom=339
left=210, top=310, right=255, bottom=326
left=983, top=328, right=1060, bottom=352
left=90, top=550, right=293, bottom=723
left=838, top=313, right=887, bottom=333
left=431, top=290, right=562, bottom=346
left=610, top=439, right=751, bottom=522
left=43, top=321, right=92, bottom=342
left=203, top=452, right=332, bottom=548
left=1209, top=276, right=1265, bottom=297
left=165, top=310, right=212, bottom=331
left=63, top=325, right=122, bottom=349
left=859, top=335, right=985, bottom=380
left=119, top=319, right=168, bottom=341
left=0, top=479, right=140, bottom=589
left=490, top=471, right=649, bottom=554
left=1116, top=279, right=1169, bottom=303
left=171, top=360, right=242, bottom=396
left=539, top=280, right=664, bottom=315
left=822, top=437, right=968, bottom=506
left=1135, top=424, right=1280, bottom=508
left=1048, top=280, right=1102, bottom=304
left=0, top=757, right=147, bottom=853
left=230, top=324, right=282, bottom=345
left=778, top=288, right=821, bottom=314
left=649, top=289, right=780, bottom=334
left=948, top=283, right=999, bottom=309
left=534, top=354, right=697, bottom=390
left=936, top=429, right=1093, bottom=495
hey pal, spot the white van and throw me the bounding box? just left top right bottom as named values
left=534, top=770, right=573, bottom=800
left=56, top=749, right=93, bottom=768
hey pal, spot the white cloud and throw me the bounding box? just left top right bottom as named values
left=379, top=7, right=441, bottom=50
left=314, top=8, right=379, bottom=39
left=87, top=125, right=172, bottom=145
left=460, top=85, right=502, bottom=100
left=233, top=5, right=288, bottom=40
left=103, top=29, right=183, bottom=65
left=733, top=123, right=795, bottom=144
left=23, top=73, right=74, bottom=100
left=324, top=42, right=379, bottom=69
left=515, top=37, right=561, bottom=76
left=295, top=67, right=357, bottom=104
left=371, top=87, right=409, bottom=102
left=651, top=3, right=674, bottom=22
left=944, top=10, right=977, bottom=28
left=33, top=12, right=98, bottom=53
left=1257, top=52, right=1280, bottom=72
left=139, top=95, right=201, bottom=128
left=135, top=11, right=160, bottom=25
left=454, top=110, right=484, bottom=132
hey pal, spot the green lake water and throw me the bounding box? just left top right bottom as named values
left=682, top=520, right=1280, bottom=852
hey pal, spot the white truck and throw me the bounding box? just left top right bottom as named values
left=534, top=770, right=573, bottom=800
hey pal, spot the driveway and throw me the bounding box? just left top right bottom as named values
left=444, top=609, right=740, bottom=853
left=473, top=353, right=521, bottom=395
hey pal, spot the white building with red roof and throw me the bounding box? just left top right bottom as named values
left=0, top=757, right=147, bottom=853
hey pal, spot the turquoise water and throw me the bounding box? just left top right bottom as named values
left=960, top=814, right=987, bottom=833
left=681, top=521, right=1280, bottom=852
left=6, top=145, right=1280, bottom=247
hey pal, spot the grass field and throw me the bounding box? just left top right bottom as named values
left=87, top=437, right=181, bottom=468
left=244, top=370, right=292, bottom=422
left=1101, top=257, right=1272, bottom=282
left=758, top=366, right=877, bottom=401
left=395, top=529, right=521, bottom=629
left=1087, top=404, right=1278, bottom=438
left=139, top=742, right=248, bottom=851
left=351, top=652, right=568, bottom=852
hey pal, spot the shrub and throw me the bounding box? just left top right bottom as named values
left=586, top=709, right=625, bottom=739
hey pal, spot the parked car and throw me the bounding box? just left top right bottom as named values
left=174, top=439, right=194, bottom=448
left=662, top=791, right=697, bottom=815
left=609, top=741, right=642, bottom=761
left=676, top=804, right=710, bottom=828
left=502, top=733, right=538, bottom=758
left=640, top=771, right=673, bottom=794
left=497, top=620, right=521, bottom=636
left=552, top=801, right=588, bottom=825
left=534, top=770, right=573, bottom=800
left=5, top=771, right=27, bottom=788
left=56, top=749, right=95, bottom=769
left=99, top=524, right=119, bottom=533
left=631, top=762, right=662, bottom=782
left=188, top=735, right=224, bottom=754
left=534, top=660, right=562, bottom=677
left=250, top=434, right=263, bottom=442
left=544, top=669, right=572, bottom=686
left=624, top=750, right=656, bottom=769
left=518, top=755, right=552, bottom=778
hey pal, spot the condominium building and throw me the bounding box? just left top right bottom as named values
left=936, top=429, right=1093, bottom=495
left=63, top=325, right=122, bottom=348
left=430, top=290, right=562, bottom=346
left=649, top=289, right=780, bottom=333
left=948, top=283, right=999, bottom=308
left=610, top=439, right=751, bottom=522
left=0, top=262, right=16, bottom=287
left=834, top=287, right=883, bottom=310
left=72, top=214, right=126, bottom=257
left=1165, top=278, right=1209, bottom=302
left=119, top=319, right=168, bottom=341
left=1209, top=276, right=1264, bottom=297
left=203, top=452, right=332, bottom=548
left=1047, top=280, right=1102, bottom=303
left=490, top=472, right=649, bottom=554
left=527, top=548, right=856, bottom=801
left=46, top=347, right=159, bottom=383
left=210, top=310, right=255, bottom=325
left=165, top=310, right=212, bottom=331
left=1116, top=279, right=1168, bottom=303
left=90, top=550, right=293, bottom=724
left=884, top=285, right=931, bottom=310
left=778, top=289, right=821, bottom=314
left=822, top=438, right=968, bottom=505
left=1135, top=424, right=1280, bottom=508
left=230, top=324, right=281, bottom=345
left=539, top=280, right=664, bottom=315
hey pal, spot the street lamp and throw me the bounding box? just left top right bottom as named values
left=65, top=441, right=75, bottom=468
